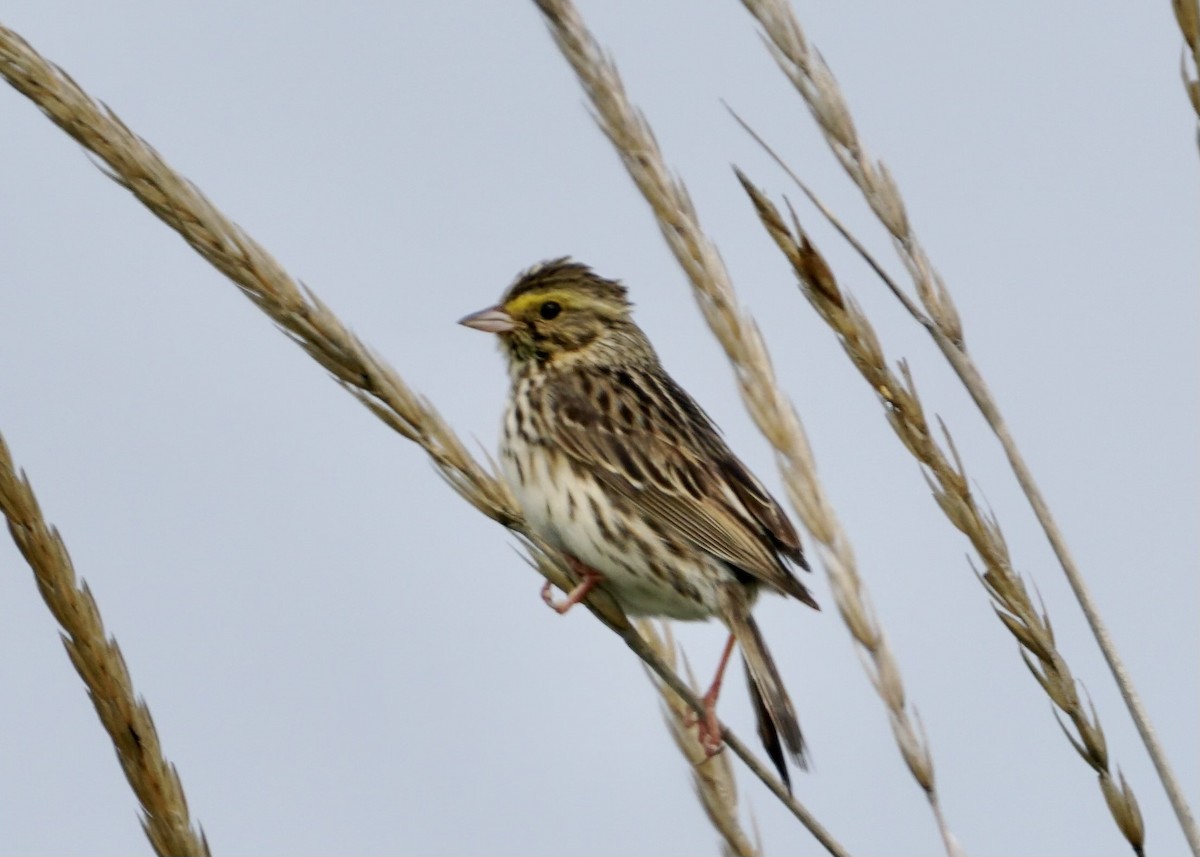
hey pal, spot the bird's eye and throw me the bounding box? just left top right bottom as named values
left=539, top=301, right=562, bottom=320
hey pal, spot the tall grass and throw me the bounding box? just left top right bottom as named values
left=531, top=2, right=958, bottom=853
left=0, top=3, right=1194, bottom=855
left=738, top=174, right=1145, bottom=853
left=739, top=5, right=1197, bottom=847
left=0, top=433, right=209, bottom=857
left=0, top=19, right=843, bottom=857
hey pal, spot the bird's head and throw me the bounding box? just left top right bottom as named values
left=459, top=258, right=649, bottom=368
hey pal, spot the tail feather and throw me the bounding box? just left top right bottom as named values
left=745, top=662, right=791, bottom=793
left=726, top=601, right=808, bottom=786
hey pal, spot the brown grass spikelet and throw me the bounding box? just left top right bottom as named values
left=0, top=432, right=210, bottom=857
left=741, top=0, right=962, bottom=345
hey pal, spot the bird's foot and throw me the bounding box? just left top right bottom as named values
left=540, top=559, right=603, bottom=615
left=685, top=632, right=736, bottom=756
left=679, top=683, right=726, bottom=756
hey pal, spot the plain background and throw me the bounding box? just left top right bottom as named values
left=1, top=2, right=1196, bottom=855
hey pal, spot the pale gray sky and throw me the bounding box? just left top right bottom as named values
left=2, top=2, right=1196, bottom=855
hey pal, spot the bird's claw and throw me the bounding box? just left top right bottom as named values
left=693, top=701, right=724, bottom=757
left=539, top=568, right=602, bottom=615
left=540, top=579, right=572, bottom=614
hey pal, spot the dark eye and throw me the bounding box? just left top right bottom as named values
left=539, top=301, right=562, bottom=320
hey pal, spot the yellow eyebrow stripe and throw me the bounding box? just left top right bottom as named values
left=504, top=289, right=611, bottom=317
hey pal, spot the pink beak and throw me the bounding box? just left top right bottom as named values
left=458, top=305, right=517, bottom=334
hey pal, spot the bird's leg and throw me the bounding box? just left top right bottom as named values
left=689, top=632, right=737, bottom=756
left=540, top=555, right=604, bottom=615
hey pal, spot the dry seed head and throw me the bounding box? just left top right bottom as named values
left=874, top=646, right=906, bottom=713
left=808, top=52, right=858, bottom=152
left=796, top=233, right=843, bottom=308
left=1026, top=653, right=1075, bottom=713
left=739, top=169, right=1151, bottom=853
left=828, top=567, right=876, bottom=645
left=1068, top=690, right=1109, bottom=768
left=871, top=161, right=910, bottom=239
left=895, top=713, right=935, bottom=792
left=1102, top=770, right=1146, bottom=853
left=0, top=432, right=209, bottom=857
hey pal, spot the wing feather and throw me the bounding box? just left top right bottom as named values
left=541, top=365, right=814, bottom=604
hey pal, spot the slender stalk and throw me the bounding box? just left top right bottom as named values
left=0, top=22, right=847, bottom=854
left=639, top=621, right=761, bottom=857
left=0, top=433, right=209, bottom=857
left=521, top=552, right=851, bottom=857
left=529, top=1, right=959, bottom=852
left=623, top=623, right=848, bottom=857
left=739, top=3, right=1199, bottom=852
left=933, top=341, right=1200, bottom=857
left=739, top=173, right=1146, bottom=856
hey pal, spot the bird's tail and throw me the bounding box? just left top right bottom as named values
left=725, top=599, right=808, bottom=791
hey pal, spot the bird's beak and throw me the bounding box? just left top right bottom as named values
left=458, top=305, right=517, bottom=334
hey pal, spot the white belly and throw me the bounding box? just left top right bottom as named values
left=501, top=412, right=721, bottom=620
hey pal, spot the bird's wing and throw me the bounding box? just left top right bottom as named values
left=542, top=365, right=814, bottom=604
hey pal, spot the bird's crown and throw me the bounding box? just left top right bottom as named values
left=499, top=257, right=631, bottom=320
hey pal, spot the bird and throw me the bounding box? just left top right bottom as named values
left=459, top=258, right=819, bottom=788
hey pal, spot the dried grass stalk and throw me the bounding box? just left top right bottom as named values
left=0, top=22, right=840, bottom=850
left=530, top=1, right=957, bottom=853
left=0, top=433, right=210, bottom=857
left=639, top=621, right=760, bottom=857
left=740, top=0, right=960, bottom=344
left=740, top=3, right=1198, bottom=851
left=739, top=174, right=1147, bottom=856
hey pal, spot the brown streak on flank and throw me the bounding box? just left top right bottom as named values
left=663, top=538, right=686, bottom=559
left=669, top=571, right=690, bottom=596
left=626, top=530, right=654, bottom=563
left=612, top=513, right=635, bottom=546
left=588, top=494, right=614, bottom=542
left=514, top=398, right=529, bottom=438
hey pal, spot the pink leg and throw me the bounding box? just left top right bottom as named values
left=540, top=556, right=604, bottom=615
left=694, top=633, right=737, bottom=756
